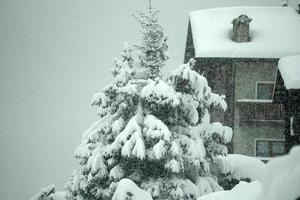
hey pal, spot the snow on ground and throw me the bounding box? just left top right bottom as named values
left=278, top=55, right=300, bottom=89
left=258, top=146, right=300, bottom=200
left=197, top=181, right=262, bottom=200
left=217, top=154, right=266, bottom=181
left=200, top=145, right=300, bottom=200
left=190, top=7, right=300, bottom=58
left=112, top=179, right=153, bottom=200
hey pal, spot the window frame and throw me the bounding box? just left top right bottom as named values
left=254, top=138, right=285, bottom=158
left=255, top=81, right=275, bottom=100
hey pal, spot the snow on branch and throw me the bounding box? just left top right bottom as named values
left=165, top=159, right=181, bottom=173
left=170, top=62, right=209, bottom=99
left=144, top=114, right=172, bottom=141
left=109, top=165, right=124, bottom=181
left=112, top=179, right=153, bottom=200
left=208, top=93, right=227, bottom=111
left=141, top=79, right=180, bottom=107
left=110, top=113, right=146, bottom=160
left=152, top=140, right=166, bottom=160
left=205, top=122, right=233, bottom=144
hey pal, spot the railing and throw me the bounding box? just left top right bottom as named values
left=237, top=99, right=284, bottom=123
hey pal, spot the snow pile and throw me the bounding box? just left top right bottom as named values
left=216, top=154, right=265, bottom=181
left=197, top=181, right=262, bottom=200
left=199, top=146, right=300, bottom=200
left=190, top=7, right=300, bottom=58
left=278, top=55, right=300, bottom=89
left=112, top=179, right=153, bottom=200
left=258, top=146, right=300, bottom=200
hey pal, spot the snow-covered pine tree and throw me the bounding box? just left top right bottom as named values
left=65, top=4, right=232, bottom=200
left=30, top=184, right=55, bottom=200
left=134, top=3, right=168, bottom=79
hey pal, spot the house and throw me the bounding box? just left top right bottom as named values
left=273, top=55, right=300, bottom=152
left=184, top=6, right=300, bottom=159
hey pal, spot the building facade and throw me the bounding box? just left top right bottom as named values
left=274, top=55, right=300, bottom=152
left=184, top=6, right=300, bottom=159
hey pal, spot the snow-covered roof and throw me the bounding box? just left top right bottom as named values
left=278, top=55, right=300, bottom=89
left=190, top=7, right=300, bottom=58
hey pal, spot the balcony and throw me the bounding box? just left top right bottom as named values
left=236, top=99, right=285, bottom=125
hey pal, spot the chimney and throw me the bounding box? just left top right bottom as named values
left=282, top=0, right=288, bottom=7
left=232, top=14, right=252, bottom=43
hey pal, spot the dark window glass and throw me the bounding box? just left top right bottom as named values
left=292, top=113, right=300, bottom=136
left=256, top=140, right=285, bottom=157
left=257, top=83, right=274, bottom=100
left=272, top=141, right=285, bottom=156
left=256, top=141, right=269, bottom=157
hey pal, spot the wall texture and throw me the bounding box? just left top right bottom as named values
left=233, top=59, right=284, bottom=156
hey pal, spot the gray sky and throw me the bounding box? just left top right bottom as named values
left=0, top=0, right=298, bottom=200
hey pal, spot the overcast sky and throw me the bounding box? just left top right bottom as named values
left=0, top=0, right=299, bottom=200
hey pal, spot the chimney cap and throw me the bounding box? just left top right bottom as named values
left=232, top=14, right=252, bottom=25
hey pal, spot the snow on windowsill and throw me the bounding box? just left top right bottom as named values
left=237, top=99, right=273, bottom=103
left=244, top=119, right=285, bottom=123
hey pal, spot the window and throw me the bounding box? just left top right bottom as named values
left=256, top=82, right=274, bottom=100
left=255, top=139, right=285, bottom=157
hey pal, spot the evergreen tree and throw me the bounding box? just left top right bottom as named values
left=30, top=184, right=56, bottom=200
left=134, top=3, right=168, bottom=79
left=65, top=4, right=232, bottom=200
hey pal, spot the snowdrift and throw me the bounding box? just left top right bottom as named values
left=217, top=154, right=266, bottom=181
left=200, top=145, right=300, bottom=200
